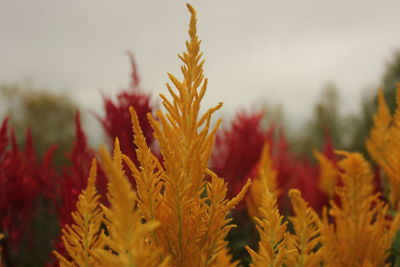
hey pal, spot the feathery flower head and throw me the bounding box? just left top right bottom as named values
left=123, top=4, right=251, bottom=266
left=246, top=142, right=279, bottom=219
left=246, top=170, right=290, bottom=267
left=321, top=151, right=400, bottom=266
left=95, top=141, right=169, bottom=267
left=286, top=189, right=323, bottom=267
left=366, top=84, right=400, bottom=207
left=53, top=159, right=104, bottom=267
left=314, top=150, right=338, bottom=199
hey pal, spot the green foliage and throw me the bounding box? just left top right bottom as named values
left=290, top=83, right=350, bottom=157
left=382, top=50, right=400, bottom=111
left=347, top=50, right=400, bottom=156
left=0, top=81, right=77, bottom=165
left=290, top=50, right=400, bottom=159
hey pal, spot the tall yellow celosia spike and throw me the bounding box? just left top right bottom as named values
left=147, top=3, right=222, bottom=196
left=365, top=88, right=391, bottom=169
left=94, top=144, right=169, bottom=267
left=258, top=142, right=279, bottom=195
left=313, top=150, right=338, bottom=199
left=124, top=107, right=164, bottom=232
left=382, top=83, right=400, bottom=206
left=335, top=151, right=374, bottom=212
left=119, top=4, right=251, bottom=267
left=246, top=170, right=291, bottom=267
left=321, top=152, right=399, bottom=266
left=112, top=138, right=123, bottom=172
left=246, top=142, right=279, bottom=218
left=286, top=189, right=323, bottom=267
left=53, top=159, right=105, bottom=267
left=200, top=169, right=251, bottom=266
left=365, top=85, right=400, bottom=206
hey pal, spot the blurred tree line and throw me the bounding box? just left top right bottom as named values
left=0, top=81, right=78, bottom=265
left=2, top=50, right=400, bottom=168
left=1, top=50, right=400, bottom=167
left=288, top=50, right=400, bottom=159
left=349, top=50, right=400, bottom=155
left=0, top=81, right=77, bottom=166
left=0, top=49, right=399, bottom=266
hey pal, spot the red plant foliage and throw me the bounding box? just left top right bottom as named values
left=212, top=111, right=335, bottom=214
left=0, top=118, right=56, bottom=253
left=53, top=55, right=155, bottom=264
left=51, top=112, right=107, bottom=264
left=212, top=111, right=273, bottom=199
left=57, top=113, right=107, bottom=228
left=98, top=53, right=155, bottom=165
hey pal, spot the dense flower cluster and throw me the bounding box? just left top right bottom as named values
left=0, top=118, right=56, bottom=256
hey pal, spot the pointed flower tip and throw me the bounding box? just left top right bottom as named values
left=288, top=188, right=301, bottom=198
left=186, top=3, right=195, bottom=13
left=377, top=88, right=389, bottom=109
left=245, top=178, right=252, bottom=187
left=87, top=158, right=97, bottom=186
left=112, top=137, right=122, bottom=157
left=129, top=106, right=139, bottom=124
left=114, top=137, right=120, bottom=147
left=239, top=178, right=252, bottom=198
left=334, top=150, right=350, bottom=157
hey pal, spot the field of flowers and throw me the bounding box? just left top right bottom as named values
left=1, top=3, right=400, bottom=267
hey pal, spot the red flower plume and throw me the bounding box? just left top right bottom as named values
left=0, top=118, right=57, bottom=254
left=212, top=111, right=273, bottom=199
left=98, top=53, right=156, bottom=166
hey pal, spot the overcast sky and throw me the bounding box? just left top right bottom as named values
left=1, top=0, right=400, bottom=131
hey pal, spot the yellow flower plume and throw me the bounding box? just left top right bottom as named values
left=246, top=170, right=291, bottom=267
left=124, top=107, right=164, bottom=226
left=246, top=142, right=279, bottom=219
left=314, top=150, right=338, bottom=199
left=366, top=88, right=391, bottom=169
left=124, top=4, right=251, bottom=267
left=366, top=85, right=400, bottom=207
left=53, top=159, right=104, bottom=267
left=321, top=152, right=400, bottom=267
left=94, top=141, right=169, bottom=267
left=286, top=189, right=323, bottom=267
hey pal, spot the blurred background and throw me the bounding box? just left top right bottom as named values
left=1, top=0, right=400, bottom=143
